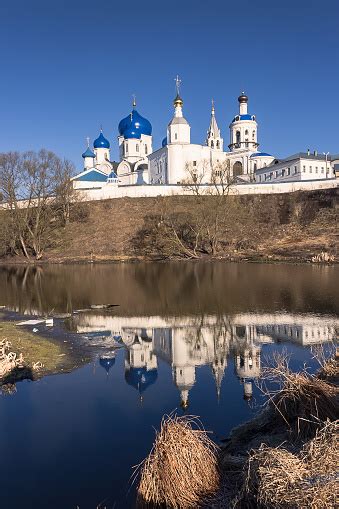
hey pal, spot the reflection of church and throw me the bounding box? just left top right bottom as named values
left=73, top=313, right=337, bottom=407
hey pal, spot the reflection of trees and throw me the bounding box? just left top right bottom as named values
left=0, top=262, right=338, bottom=316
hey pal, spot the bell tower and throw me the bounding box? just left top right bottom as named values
left=229, top=93, right=258, bottom=152
left=206, top=100, right=223, bottom=151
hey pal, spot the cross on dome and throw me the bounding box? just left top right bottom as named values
left=175, top=75, right=182, bottom=95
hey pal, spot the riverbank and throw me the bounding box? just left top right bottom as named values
left=0, top=189, right=338, bottom=264
left=136, top=352, right=339, bottom=508
left=217, top=353, right=339, bottom=508
left=0, top=318, right=90, bottom=391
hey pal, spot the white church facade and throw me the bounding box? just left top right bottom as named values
left=72, top=81, right=338, bottom=196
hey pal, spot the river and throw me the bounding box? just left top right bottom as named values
left=0, top=262, right=338, bottom=508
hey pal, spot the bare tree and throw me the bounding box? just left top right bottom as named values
left=180, top=159, right=237, bottom=255
left=0, top=150, right=77, bottom=260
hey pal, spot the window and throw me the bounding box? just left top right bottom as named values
left=245, top=129, right=248, bottom=136
left=270, top=172, right=273, bottom=180
left=321, top=168, right=324, bottom=173
left=254, top=163, right=257, bottom=171
left=294, top=166, right=297, bottom=174
left=211, top=141, right=214, bottom=148
left=145, top=144, right=148, bottom=155
left=309, top=166, right=312, bottom=173
left=216, top=140, right=219, bottom=148
left=282, top=169, right=285, bottom=177
left=259, top=175, right=262, bottom=182
left=315, top=167, right=318, bottom=173
left=303, top=165, right=306, bottom=172
left=193, top=161, right=197, bottom=167
left=136, top=144, right=139, bottom=152
left=275, top=171, right=279, bottom=178
left=287, top=167, right=290, bottom=175
left=126, top=143, right=128, bottom=154
left=252, top=130, right=255, bottom=140
left=175, top=133, right=178, bottom=140
left=236, top=131, right=240, bottom=145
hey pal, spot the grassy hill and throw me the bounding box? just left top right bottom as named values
left=1, top=189, right=338, bottom=264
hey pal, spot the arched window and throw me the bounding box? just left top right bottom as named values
left=175, top=133, right=178, bottom=140
left=216, top=140, right=219, bottom=148
left=211, top=140, right=214, bottom=148
left=254, top=163, right=257, bottom=171
left=145, top=144, right=148, bottom=155
left=236, top=131, right=241, bottom=145
left=136, top=144, right=139, bottom=152
left=245, top=130, right=248, bottom=136
left=233, top=161, right=243, bottom=176
left=252, top=130, right=255, bottom=140
left=125, top=143, right=128, bottom=154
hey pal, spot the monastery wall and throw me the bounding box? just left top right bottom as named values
left=78, top=179, right=338, bottom=202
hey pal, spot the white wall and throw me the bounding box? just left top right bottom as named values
left=74, top=179, right=338, bottom=203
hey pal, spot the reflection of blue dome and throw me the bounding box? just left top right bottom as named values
left=93, top=131, right=110, bottom=149
left=82, top=147, right=95, bottom=158
left=99, top=356, right=116, bottom=373
left=125, top=367, right=158, bottom=393
left=162, top=137, right=167, bottom=147
left=118, top=109, right=152, bottom=139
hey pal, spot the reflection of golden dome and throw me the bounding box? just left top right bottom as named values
left=174, top=93, right=183, bottom=107
left=180, top=398, right=189, bottom=410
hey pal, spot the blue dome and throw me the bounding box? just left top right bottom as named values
left=250, top=152, right=272, bottom=158
left=107, top=170, right=118, bottom=179
left=232, top=114, right=255, bottom=122
left=118, top=109, right=152, bottom=139
left=162, top=137, right=167, bottom=147
left=82, top=147, right=95, bottom=158
left=93, top=131, right=110, bottom=149
left=99, top=356, right=115, bottom=373
left=125, top=367, right=158, bottom=394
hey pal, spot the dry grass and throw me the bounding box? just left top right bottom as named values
left=259, top=353, right=339, bottom=440
left=240, top=420, right=338, bottom=509
left=314, top=346, right=339, bottom=384
left=136, top=414, right=220, bottom=509
left=0, top=339, right=24, bottom=378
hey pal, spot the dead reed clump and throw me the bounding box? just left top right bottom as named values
left=136, top=414, right=220, bottom=509
left=239, top=420, right=338, bottom=509
left=260, top=354, right=339, bottom=440
left=243, top=445, right=308, bottom=508
left=316, top=350, right=339, bottom=385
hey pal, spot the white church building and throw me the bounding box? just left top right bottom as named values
left=72, top=80, right=338, bottom=196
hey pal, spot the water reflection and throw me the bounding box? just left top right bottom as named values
left=0, top=263, right=338, bottom=509
left=70, top=312, right=337, bottom=406
left=1, top=262, right=338, bottom=317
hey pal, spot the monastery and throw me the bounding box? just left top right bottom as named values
left=72, top=79, right=339, bottom=198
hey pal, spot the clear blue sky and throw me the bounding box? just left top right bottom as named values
left=0, top=0, right=338, bottom=168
